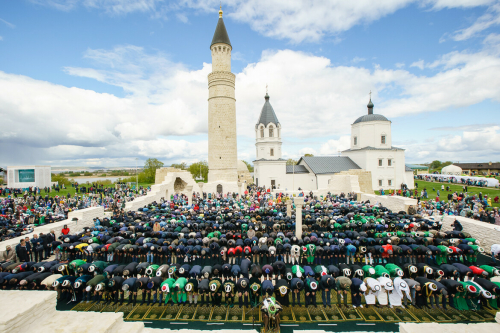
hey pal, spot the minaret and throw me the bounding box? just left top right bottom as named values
left=207, top=7, right=238, bottom=183
left=255, top=91, right=282, bottom=160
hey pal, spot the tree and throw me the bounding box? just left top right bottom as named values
left=429, top=160, right=442, bottom=170
left=189, top=161, right=209, bottom=181
left=242, top=160, right=254, bottom=172
left=51, top=174, right=71, bottom=187
left=171, top=162, right=187, bottom=170
left=304, top=153, right=314, bottom=157
left=286, top=159, right=298, bottom=165
left=143, top=158, right=164, bottom=183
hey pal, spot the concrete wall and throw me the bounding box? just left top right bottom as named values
left=7, top=165, right=52, bottom=189
left=324, top=174, right=360, bottom=195
left=439, top=215, right=500, bottom=255
left=359, top=193, right=418, bottom=213
left=0, top=206, right=104, bottom=256
left=337, top=169, right=374, bottom=194
left=400, top=313, right=500, bottom=333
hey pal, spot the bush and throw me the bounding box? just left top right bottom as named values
left=51, top=174, right=71, bottom=187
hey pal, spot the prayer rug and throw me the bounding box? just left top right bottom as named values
left=118, top=304, right=138, bottom=319
left=209, top=305, right=227, bottom=321
left=177, top=304, right=198, bottom=321
left=126, top=305, right=151, bottom=321
left=226, top=305, right=244, bottom=322
left=101, top=302, right=122, bottom=313
left=374, top=307, right=401, bottom=322
left=421, top=307, right=452, bottom=322
left=307, top=305, right=328, bottom=322
left=407, top=307, right=436, bottom=322
left=456, top=310, right=486, bottom=322
left=475, top=309, right=496, bottom=321
left=278, top=306, right=294, bottom=322
left=322, top=305, right=344, bottom=321
left=440, top=308, right=467, bottom=322
left=87, top=302, right=107, bottom=312
left=160, top=304, right=181, bottom=320
left=143, top=304, right=166, bottom=320
left=71, top=301, right=94, bottom=312
left=356, top=306, right=383, bottom=322
left=338, top=304, right=363, bottom=321
left=193, top=304, right=211, bottom=321
left=394, top=308, right=418, bottom=322
left=291, top=305, right=311, bottom=322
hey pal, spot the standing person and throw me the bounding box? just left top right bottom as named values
left=24, top=236, right=32, bottom=261
left=16, top=239, right=30, bottom=262
left=2, top=245, right=17, bottom=263
left=31, top=234, right=43, bottom=262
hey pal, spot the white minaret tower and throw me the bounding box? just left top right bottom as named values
left=255, top=91, right=282, bottom=160
left=207, top=7, right=238, bottom=184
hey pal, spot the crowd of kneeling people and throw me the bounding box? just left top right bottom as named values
left=1, top=195, right=500, bottom=320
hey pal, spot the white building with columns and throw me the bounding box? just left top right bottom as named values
left=253, top=95, right=414, bottom=191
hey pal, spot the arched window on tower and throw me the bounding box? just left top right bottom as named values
left=260, top=126, right=264, bottom=138
left=269, top=125, right=274, bottom=137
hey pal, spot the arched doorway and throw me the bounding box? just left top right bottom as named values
left=174, top=177, right=187, bottom=192
left=216, top=184, right=223, bottom=193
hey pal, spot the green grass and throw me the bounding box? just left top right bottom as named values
left=0, top=182, right=154, bottom=198
left=376, top=179, right=500, bottom=209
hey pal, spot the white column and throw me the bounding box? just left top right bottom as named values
left=286, top=199, right=292, bottom=217
left=186, top=185, right=193, bottom=206
left=294, top=197, right=304, bottom=239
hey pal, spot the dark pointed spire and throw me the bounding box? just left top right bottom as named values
left=257, top=92, right=279, bottom=127
left=211, top=7, right=231, bottom=48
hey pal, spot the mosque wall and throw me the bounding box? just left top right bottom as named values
left=441, top=215, right=500, bottom=255
left=359, top=192, right=418, bottom=213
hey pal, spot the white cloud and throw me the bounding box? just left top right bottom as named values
left=410, top=60, right=425, bottom=69
left=449, top=4, right=500, bottom=41
left=29, top=0, right=497, bottom=43
left=352, top=57, right=366, bottom=63
left=395, top=62, right=405, bottom=68
left=0, top=18, right=15, bottom=29
left=3, top=37, right=500, bottom=165
left=319, top=136, right=351, bottom=155
left=0, top=36, right=3, bottom=41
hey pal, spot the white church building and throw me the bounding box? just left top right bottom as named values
left=253, top=95, right=414, bottom=192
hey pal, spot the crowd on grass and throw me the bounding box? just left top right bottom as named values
left=0, top=184, right=151, bottom=241
left=1, top=185, right=500, bottom=329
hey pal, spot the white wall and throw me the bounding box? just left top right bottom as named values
left=359, top=192, right=418, bottom=213
left=350, top=120, right=392, bottom=150
left=7, top=166, right=52, bottom=189
left=253, top=160, right=287, bottom=189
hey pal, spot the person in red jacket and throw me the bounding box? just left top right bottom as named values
left=61, top=225, right=70, bottom=235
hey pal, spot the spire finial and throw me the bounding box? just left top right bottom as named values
left=367, top=90, right=374, bottom=114
left=369, top=90, right=372, bottom=100
left=266, top=84, right=268, bottom=94
left=219, top=3, right=223, bottom=18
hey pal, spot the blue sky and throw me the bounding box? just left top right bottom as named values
left=1, top=0, right=500, bottom=167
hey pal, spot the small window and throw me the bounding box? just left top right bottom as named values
left=381, top=135, right=386, bottom=144
left=379, top=180, right=383, bottom=186
left=354, top=137, right=357, bottom=145
left=270, top=148, right=274, bottom=157
left=260, top=126, right=264, bottom=138
left=388, top=180, right=392, bottom=186
left=379, top=159, right=383, bottom=166
left=388, top=159, right=392, bottom=166
left=269, top=125, right=274, bottom=137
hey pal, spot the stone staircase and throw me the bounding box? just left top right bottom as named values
left=0, top=290, right=256, bottom=333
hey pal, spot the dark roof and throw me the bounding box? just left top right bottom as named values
left=211, top=17, right=231, bottom=47
left=253, top=158, right=286, bottom=162
left=454, top=162, right=500, bottom=170
left=298, top=156, right=360, bottom=175
left=342, top=146, right=405, bottom=152
left=256, top=94, right=280, bottom=127
left=406, top=164, right=429, bottom=170
left=286, top=165, right=309, bottom=174
left=353, top=113, right=389, bottom=124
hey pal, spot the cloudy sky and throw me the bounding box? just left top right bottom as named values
left=1, top=0, right=500, bottom=167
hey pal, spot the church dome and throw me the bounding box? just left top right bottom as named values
left=353, top=113, right=389, bottom=124
left=256, top=93, right=280, bottom=127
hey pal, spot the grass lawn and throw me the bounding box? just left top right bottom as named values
left=377, top=179, right=500, bottom=209
left=0, top=182, right=154, bottom=198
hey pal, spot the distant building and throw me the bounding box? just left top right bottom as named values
left=7, top=165, right=53, bottom=189
left=453, top=162, right=500, bottom=175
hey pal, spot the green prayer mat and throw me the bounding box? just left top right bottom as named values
left=210, top=305, right=227, bottom=321
left=291, top=305, right=311, bottom=322
left=357, top=306, right=383, bottom=322
left=278, top=306, right=294, bottom=322
left=322, top=305, right=344, bottom=321
left=441, top=308, right=468, bottom=322
left=421, top=307, right=453, bottom=322
left=126, top=305, right=151, bottom=320
left=226, top=305, right=244, bottom=321
left=71, top=301, right=94, bottom=312
left=476, top=309, right=496, bottom=321
left=101, top=303, right=122, bottom=313
left=307, top=306, right=328, bottom=321
left=193, top=304, right=212, bottom=321
left=407, top=307, right=436, bottom=322
left=160, top=304, right=181, bottom=320
left=87, top=302, right=107, bottom=312
left=456, top=310, right=486, bottom=322
left=338, top=304, right=363, bottom=321
left=118, top=304, right=138, bottom=319
left=143, top=304, right=166, bottom=320
left=373, top=307, right=400, bottom=322
left=395, top=308, right=419, bottom=322
left=177, top=305, right=198, bottom=321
